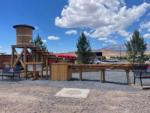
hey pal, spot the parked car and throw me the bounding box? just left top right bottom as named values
left=93, top=59, right=102, bottom=64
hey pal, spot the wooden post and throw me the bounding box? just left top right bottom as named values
left=103, top=69, right=105, bottom=82
left=68, top=66, right=72, bottom=80
left=25, top=64, right=27, bottom=80
left=100, top=70, right=102, bottom=82
left=79, top=67, right=82, bottom=80
left=24, top=47, right=27, bottom=79
left=24, top=47, right=27, bottom=63
left=126, top=70, right=130, bottom=85
left=46, top=58, right=48, bottom=79
left=40, top=63, right=43, bottom=79
left=100, top=69, right=105, bottom=82
left=11, top=46, right=14, bottom=67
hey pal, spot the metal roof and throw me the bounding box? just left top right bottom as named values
left=13, top=24, right=35, bottom=30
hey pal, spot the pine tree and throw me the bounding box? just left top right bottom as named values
left=34, top=34, right=48, bottom=51
left=76, top=32, right=92, bottom=64
left=125, top=30, right=147, bottom=63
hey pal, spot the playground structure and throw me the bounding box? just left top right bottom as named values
left=11, top=24, right=57, bottom=79
left=9, top=24, right=133, bottom=82
left=1, top=24, right=147, bottom=86
left=0, top=23, right=147, bottom=89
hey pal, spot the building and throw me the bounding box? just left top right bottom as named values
left=0, top=54, right=11, bottom=68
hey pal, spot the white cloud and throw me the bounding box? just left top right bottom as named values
left=42, top=39, right=47, bottom=43
left=48, top=36, right=60, bottom=40
left=117, top=30, right=130, bottom=37
left=83, top=31, right=91, bottom=37
left=104, top=39, right=117, bottom=45
left=55, top=0, right=150, bottom=40
left=65, top=30, right=77, bottom=35
left=140, top=21, right=150, bottom=32
left=143, top=33, right=150, bottom=38
left=98, top=38, right=108, bottom=41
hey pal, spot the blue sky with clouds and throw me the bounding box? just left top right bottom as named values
left=0, top=0, right=150, bottom=53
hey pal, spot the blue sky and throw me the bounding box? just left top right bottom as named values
left=0, top=0, right=150, bottom=53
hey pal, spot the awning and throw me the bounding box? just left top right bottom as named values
left=54, top=53, right=76, bottom=59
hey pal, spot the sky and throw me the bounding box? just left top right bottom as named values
left=0, top=0, right=150, bottom=53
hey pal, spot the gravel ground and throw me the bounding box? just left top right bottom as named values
left=0, top=70, right=150, bottom=113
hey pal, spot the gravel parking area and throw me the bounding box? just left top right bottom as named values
left=0, top=71, right=150, bottom=113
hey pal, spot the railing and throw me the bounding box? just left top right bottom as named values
left=51, top=63, right=133, bottom=85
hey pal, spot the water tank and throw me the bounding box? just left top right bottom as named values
left=13, top=24, right=35, bottom=45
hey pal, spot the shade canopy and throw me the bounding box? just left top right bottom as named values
left=55, top=53, right=76, bottom=59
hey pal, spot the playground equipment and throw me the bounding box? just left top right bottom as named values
left=11, top=24, right=56, bottom=79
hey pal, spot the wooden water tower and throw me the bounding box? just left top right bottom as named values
left=11, top=24, right=52, bottom=79
left=13, top=24, right=35, bottom=45
left=11, top=24, right=36, bottom=68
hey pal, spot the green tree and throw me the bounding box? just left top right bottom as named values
left=76, top=32, right=92, bottom=64
left=125, top=30, right=147, bottom=63
left=34, top=34, right=48, bottom=51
